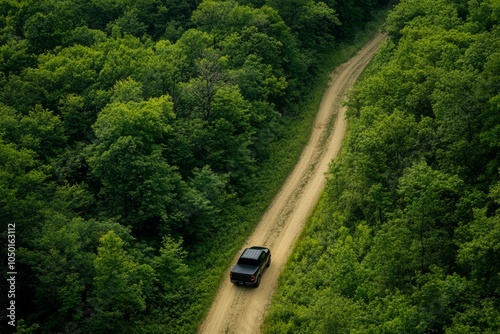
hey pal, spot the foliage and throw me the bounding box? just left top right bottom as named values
left=0, top=0, right=390, bottom=332
left=265, top=0, right=500, bottom=332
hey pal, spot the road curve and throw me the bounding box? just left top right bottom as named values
left=198, top=33, right=386, bottom=334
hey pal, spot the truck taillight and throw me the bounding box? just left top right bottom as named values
left=230, top=272, right=233, bottom=278
left=250, top=275, right=255, bottom=281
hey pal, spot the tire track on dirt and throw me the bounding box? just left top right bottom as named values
left=198, top=33, right=386, bottom=334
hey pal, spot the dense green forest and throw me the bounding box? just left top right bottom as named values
left=0, top=0, right=389, bottom=332
left=264, top=0, right=500, bottom=333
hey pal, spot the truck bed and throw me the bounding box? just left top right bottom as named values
left=231, top=263, right=258, bottom=277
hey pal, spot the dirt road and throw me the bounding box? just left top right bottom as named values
left=198, top=33, right=386, bottom=334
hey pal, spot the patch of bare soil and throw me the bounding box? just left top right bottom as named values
left=198, top=33, right=386, bottom=334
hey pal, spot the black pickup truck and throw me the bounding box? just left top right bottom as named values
left=230, top=246, right=271, bottom=287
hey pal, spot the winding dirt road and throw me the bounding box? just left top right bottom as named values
left=198, top=33, right=386, bottom=334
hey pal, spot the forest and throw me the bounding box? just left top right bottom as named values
left=0, top=0, right=390, bottom=333
left=264, top=0, right=500, bottom=333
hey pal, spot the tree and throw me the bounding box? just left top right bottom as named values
left=174, top=28, right=213, bottom=77
left=191, top=0, right=237, bottom=37
left=228, top=54, right=287, bottom=103
left=152, top=236, right=190, bottom=307
left=23, top=3, right=74, bottom=54
left=205, top=85, right=256, bottom=187
left=386, top=0, right=462, bottom=43
left=179, top=49, right=228, bottom=119
left=330, top=108, right=420, bottom=225
left=457, top=181, right=500, bottom=295
left=410, top=268, right=468, bottom=332
left=265, top=0, right=340, bottom=48
left=19, top=214, right=130, bottom=332
left=358, top=216, right=416, bottom=299
left=397, top=161, right=463, bottom=272
left=0, top=139, right=47, bottom=238
left=0, top=104, right=49, bottom=238
left=179, top=165, right=232, bottom=239
left=5, top=43, right=102, bottom=113
left=18, top=105, right=66, bottom=161
left=86, top=91, right=183, bottom=231
left=432, top=68, right=485, bottom=181
left=96, top=35, right=154, bottom=90
left=91, top=230, right=153, bottom=332
left=145, top=39, right=187, bottom=101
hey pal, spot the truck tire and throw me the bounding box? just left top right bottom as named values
left=254, top=275, right=261, bottom=288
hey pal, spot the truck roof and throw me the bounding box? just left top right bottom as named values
left=240, top=247, right=268, bottom=261
left=240, top=248, right=262, bottom=261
